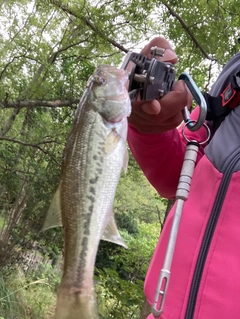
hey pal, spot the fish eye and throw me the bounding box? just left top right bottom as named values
left=94, top=75, right=107, bottom=85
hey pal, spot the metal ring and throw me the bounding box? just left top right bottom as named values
left=182, top=120, right=211, bottom=145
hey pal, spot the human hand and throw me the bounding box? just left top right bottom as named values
left=128, top=37, right=192, bottom=134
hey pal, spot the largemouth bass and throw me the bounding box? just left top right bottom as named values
left=42, top=65, right=131, bottom=319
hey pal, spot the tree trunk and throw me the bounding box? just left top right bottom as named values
left=162, top=199, right=175, bottom=231
left=139, top=296, right=151, bottom=319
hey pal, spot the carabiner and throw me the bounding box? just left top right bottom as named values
left=179, top=72, right=207, bottom=132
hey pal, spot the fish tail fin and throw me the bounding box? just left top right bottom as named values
left=54, top=288, right=99, bottom=319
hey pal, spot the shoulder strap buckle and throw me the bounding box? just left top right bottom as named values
left=221, top=71, right=240, bottom=108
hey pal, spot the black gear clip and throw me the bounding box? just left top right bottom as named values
left=121, top=46, right=175, bottom=101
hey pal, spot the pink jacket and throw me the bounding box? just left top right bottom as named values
left=127, top=103, right=240, bottom=319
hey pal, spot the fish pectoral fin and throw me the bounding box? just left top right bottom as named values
left=41, top=186, right=62, bottom=231
left=101, top=213, right=128, bottom=249
left=104, top=129, right=121, bottom=155
left=122, top=147, right=129, bottom=173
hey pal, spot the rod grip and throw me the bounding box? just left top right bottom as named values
left=176, top=142, right=199, bottom=200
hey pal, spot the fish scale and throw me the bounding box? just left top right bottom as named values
left=42, top=65, right=131, bottom=319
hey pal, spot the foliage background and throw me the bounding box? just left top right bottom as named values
left=0, top=0, right=239, bottom=318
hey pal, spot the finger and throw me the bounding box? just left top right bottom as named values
left=140, top=36, right=178, bottom=64
left=157, top=80, right=191, bottom=120
left=129, top=112, right=183, bottom=134
left=139, top=100, right=161, bottom=115
left=129, top=99, right=183, bottom=129
left=131, top=80, right=189, bottom=124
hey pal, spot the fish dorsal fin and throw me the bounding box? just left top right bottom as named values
left=101, top=212, right=128, bottom=249
left=41, top=185, right=62, bottom=231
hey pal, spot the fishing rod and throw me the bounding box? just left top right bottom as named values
left=121, top=46, right=210, bottom=317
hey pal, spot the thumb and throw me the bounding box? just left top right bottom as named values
left=158, top=80, right=192, bottom=120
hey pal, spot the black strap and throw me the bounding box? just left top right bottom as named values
left=204, top=92, right=231, bottom=121
left=204, top=71, right=240, bottom=122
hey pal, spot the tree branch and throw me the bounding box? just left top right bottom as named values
left=163, top=3, right=216, bottom=61
left=0, top=99, right=79, bottom=109
left=0, top=54, right=29, bottom=80
left=0, top=137, right=58, bottom=146
left=50, top=0, right=129, bottom=53
left=0, top=137, right=61, bottom=165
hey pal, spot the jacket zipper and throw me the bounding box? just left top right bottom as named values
left=184, top=152, right=240, bottom=319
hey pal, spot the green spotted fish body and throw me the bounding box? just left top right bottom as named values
left=43, top=65, right=131, bottom=319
